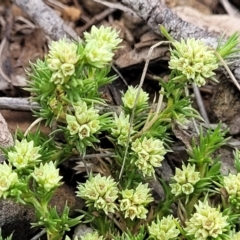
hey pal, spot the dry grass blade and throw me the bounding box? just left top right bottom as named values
left=215, top=51, right=240, bottom=92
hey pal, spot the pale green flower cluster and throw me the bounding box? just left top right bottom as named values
left=148, top=215, right=180, bottom=240
left=83, top=25, right=122, bottom=68
left=110, top=112, right=133, bottom=146
left=119, top=183, right=153, bottom=220
left=47, top=38, right=79, bottom=84
left=131, top=137, right=167, bottom=177
left=84, top=25, right=121, bottom=50
left=76, top=173, right=118, bottom=214
left=8, top=139, right=41, bottom=169
left=122, top=86, right=149, bottom=109
left=170, top=164, right=200, bottom=196
left=0, top=162, right=18, bottom=198
left=169, top=38, right=218, bottom=87
left=80, top=232, right=103, bottom=240
left=223, top=173, right=240, bottom=208
left=32, top=162, right=62, bottom=192
left=185, top=201, right=229, bottom=239
left=66, top=101, right=100, bottom=140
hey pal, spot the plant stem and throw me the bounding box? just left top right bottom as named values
left=119, top=41, right=170, bottom=180
left=185, top=193, right=199, bottom=218
left=199, top=163, right=207, bottom=178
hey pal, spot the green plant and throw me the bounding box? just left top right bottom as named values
left=0, top=229, right=12, bottom=240
left=1, top=25, right=240, bottom=240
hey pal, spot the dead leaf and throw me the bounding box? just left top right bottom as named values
left=165, top=0, right=212, bottom=14
left=115, top=45, right=169, bottom=68
left=63, top=6, right=81, bottom=22
left=173, top=6, right=240, bottom=36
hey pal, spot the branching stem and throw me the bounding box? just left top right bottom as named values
left=118, top=41, right=170, bottom=180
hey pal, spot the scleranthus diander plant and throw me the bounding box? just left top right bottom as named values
left=0, top=25, right=240, bottom=240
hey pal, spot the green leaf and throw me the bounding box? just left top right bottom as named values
left=159, top=25, right=174, bottom=42
left=188, top=124, right=229, bottom=165
left=0, top=229, right=13, bottom=240
left=216, top=32, right=240, bottom=59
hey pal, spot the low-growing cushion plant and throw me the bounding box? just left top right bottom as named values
left=1, top=25, right=240, bottom=240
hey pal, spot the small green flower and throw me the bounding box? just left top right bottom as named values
left=223, top=173, right=240, bottom=195
left=66, top=115, right=79, bottom=135
left=169, top=38, right=218, bottom=86
left=122, top=86, right=149, bottom=110
left=148, top=215, right=180, bottom=240
left=223, top=173, right=240, bottom=208
left=131, top=137, right=166, bottom=177
left=32, top=162, right=62, bottom=192
left=60, top=63, right=75, bottom=77
left=111, top=112, right=134, bottom=146
left=47, top=58, right=61, bottom=71
left=119, top=183, right=153, bottom=220
left=81, top=232, right=103, bottom=240
left=0, top=162, right=18, bottom=198
left=170, top=183, right=182, bottom=197
left=170, top=163, right=200, bottom=196
left=47, top=38, right=79, bottom=84
left=132, top=183, right=153, bottom=205
left=8, top=139, right=41, bottom=169
left=185, top=201, right=229, bottom=240
left=66, top=101, right=101, bottom=140
left=84, top=40, right=114, bottom=68
left=78, top=124, right=91, bottom=140
left=181, top=183, right=194, bottom=195
left=50, top=70, right=66, bottom=85
left=76, top=173, right=118, bottom=214
left=83, top=24, right=122, bottom=68
left=84, top=25, right=122, bottom=50
left=88, top=120, right=100, bottom=133
left=74, top=110, right=88, bottom=126
left=124, top=205, right=143, bottom=220
left=48, top=39, right=79, bottom=66
left=74, top=103, right=99, bottom=125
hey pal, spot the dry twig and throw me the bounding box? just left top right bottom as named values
left=76, top=8, right=116, bottom=34
left=13, top=0, right=78, bottom=40
left=0, top=97, right=122, bottom=114
left=220, top=0, right=240, bottom=17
